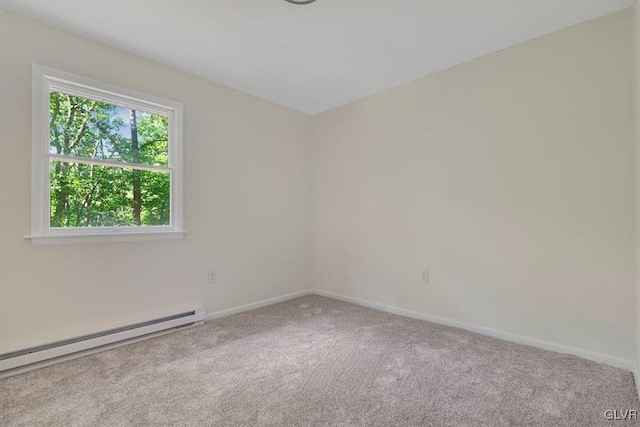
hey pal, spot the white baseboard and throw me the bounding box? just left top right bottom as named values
left=4, top=288, right=632, bottom=378
left=310, top=289, right=635, bottom=371
left=203, top=287, right=634, bottom=371
left=205, top=289, right=314, bottom=322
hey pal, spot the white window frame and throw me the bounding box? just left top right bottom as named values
left=27, top=65, right=185, bottom=245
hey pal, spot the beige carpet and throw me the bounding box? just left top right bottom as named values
left=1, top=295, right=638, bottom=426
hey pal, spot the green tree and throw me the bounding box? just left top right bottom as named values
left=49, top=91, right=170, bottom=228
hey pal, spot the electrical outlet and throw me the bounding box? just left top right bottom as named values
left=208, top=269, right=217, bottom=284
left=421, top=270, right=428, bottom=283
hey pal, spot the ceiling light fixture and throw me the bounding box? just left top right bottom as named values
left=284, top=0, right=317, bottom=5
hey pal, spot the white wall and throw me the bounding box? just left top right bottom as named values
left=0, top=10, right=313, bottom=352
left=1, top=6, right=635, bottom=367
left=312, top=10, right=635, bottom=361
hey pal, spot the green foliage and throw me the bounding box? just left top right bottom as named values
left=49, top=91, right=170, bottom=228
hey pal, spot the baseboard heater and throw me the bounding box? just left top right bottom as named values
left=0, top=308, right=205, bottom=372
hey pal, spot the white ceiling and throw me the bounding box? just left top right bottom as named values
left=1, top=0, right=633, bottom=115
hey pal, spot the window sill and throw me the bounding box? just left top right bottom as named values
left=25, top=231, right=187, bottom=246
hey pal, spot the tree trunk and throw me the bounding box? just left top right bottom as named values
left=131, top=110, right=142, bottom=226
left=52, top=162, right=69, bottom=227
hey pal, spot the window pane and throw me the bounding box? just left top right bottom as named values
left=50, top=161, right=171, bottom=228
left=49, top=91, right=169, bottom=167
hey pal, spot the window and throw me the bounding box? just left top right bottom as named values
left=28, top=65, right=184, bottom=245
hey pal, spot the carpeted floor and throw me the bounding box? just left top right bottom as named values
left=1, top=295, right=638, bottom=426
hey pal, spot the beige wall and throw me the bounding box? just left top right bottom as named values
left=312, top=10, right=635, bottom=360
left=0, top=10, right=313, bottom=352
left=1, top=7, right=635, bottom=364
